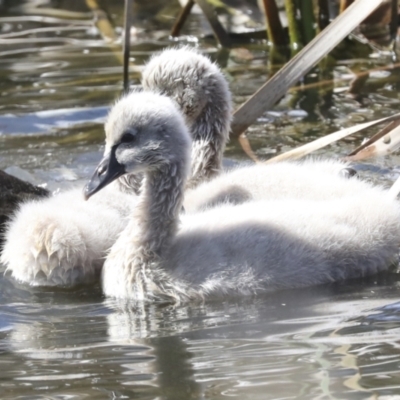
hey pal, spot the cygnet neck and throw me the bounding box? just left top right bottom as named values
left=120, top=158, right=192, bottom=302
left=117, top=173, right=142, bottom=195
left=187, top=100, right=229, bottom=189
left=135, top=160, right=186, bottom=258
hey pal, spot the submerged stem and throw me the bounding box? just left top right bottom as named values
left=261, top=0, right=287, bottom=47
left=284, top=0, right=302, bottom=51
left=299, top=0, right=316, bottom=44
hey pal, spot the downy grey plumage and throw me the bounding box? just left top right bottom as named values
left=86, top=92, right=400, bottom=303
left=1, top=47, right=232, bottom=286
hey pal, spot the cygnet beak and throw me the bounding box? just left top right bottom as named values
left=84, top=147, right=126, bottom=200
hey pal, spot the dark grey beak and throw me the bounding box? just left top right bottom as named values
left=84, top=147, right=125, bottom=200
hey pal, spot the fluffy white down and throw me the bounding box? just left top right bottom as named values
left=0, top=47, right=364, bottom=289
left=1, top=46, right=233, bottom=287
left=184, top=159, right=357, bottom=211
left=0, top=158, right=390, bottom=287
left=103, top=182, right=400, bottom=300
left=90, top=91, right=400, bottom=302
left=1, top=183, right=135, bottom=285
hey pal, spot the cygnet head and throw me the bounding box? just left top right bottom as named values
left=84, top=92, right=191, bottom=199
left=142, top=46, right=232, bottom=142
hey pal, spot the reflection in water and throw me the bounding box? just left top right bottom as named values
left=2, top=0, right=400, bottom=398
left=3, top=274, right=400, bottom=399
left=0, top=273, right=400, bottom=400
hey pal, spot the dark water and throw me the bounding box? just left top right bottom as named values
left=2, top=1, right=400, bottom=398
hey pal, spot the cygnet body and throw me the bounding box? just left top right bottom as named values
left=85, top=92, right=400, bottom=303
left=0, top=48, right=378, bottom=288
left=1, top=47, right=231, bottom=286
left=184, top=159, right=360, bottom=212
left=2, top=185, right=135, bottom=285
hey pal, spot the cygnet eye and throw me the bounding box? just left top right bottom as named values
left=120, top=131, right=136, bottom=144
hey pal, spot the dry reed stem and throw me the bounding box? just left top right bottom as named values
left=85, top=0, right=117, bottom=42
left=237, top=61, right=400, bottom=162
left=238, top=135, right=260, bottom=163
left=347, top=119, right=400, bottom=157
left=261, top=0, right=286, bottom=46
left=265, top=112, right=400, bottom=163
left=346, top=123, right=400, bottom=161
left=195, top=0, right=231, bottom=47
left=171, top=0, right=195, bottom=37
left=17, top=6, right=92, bottom=19
left=85, top=0, right=137, bottom=91
left=123, top=0, right=133, bottom=93
left=231, top=0, right=385, bottom=139
left=340, top=0, right=355, bottom=13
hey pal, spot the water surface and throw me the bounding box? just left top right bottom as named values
left=1, top=1, right=400, bottom=398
